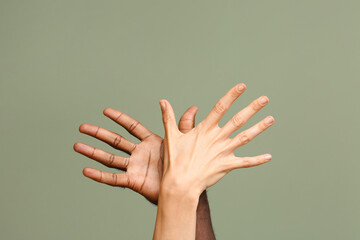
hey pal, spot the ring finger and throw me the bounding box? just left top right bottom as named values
left=221, top=96, right=269, bottom=138
left=228, top=115, right=274, bottom=150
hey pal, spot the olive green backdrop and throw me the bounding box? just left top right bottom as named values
left=1, top=0, right=359, bottom=239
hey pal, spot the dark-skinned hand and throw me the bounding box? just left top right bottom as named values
left=74, top=106, right=198, bottom=204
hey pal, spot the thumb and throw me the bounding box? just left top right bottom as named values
left=159, top=99, right=178, bottom=136
left=178, top=106, right=198, bottom=133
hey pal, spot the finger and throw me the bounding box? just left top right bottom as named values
left=74, top=142, right=129, bottom=170
left=178, top=106, right=198, bottom=133
left=160, top=99, right=178, bottom=136
left=228, top=115, right=274, bottom=150
left=103, top=108, right=153, bottom=140
left=221, top=96, right=269, bottom=137
left=83, top=167, right=130, bottom=187
left=79, top=123, right=137, bottom=154
left=203, top=83, right=246, bottom=127
left=228, top=154, right=272, bottom=170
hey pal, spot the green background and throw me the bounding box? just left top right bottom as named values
left=1, top=0, right=359, bottom=239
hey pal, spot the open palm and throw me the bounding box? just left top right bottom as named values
left=74, top=107, right=198, bottom=204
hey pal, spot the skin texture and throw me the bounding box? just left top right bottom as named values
left=74, top=108, right=163, bottom=204
left=73, top=105, right=216, bottom=238
left=153, top=83, right=274, bottom=240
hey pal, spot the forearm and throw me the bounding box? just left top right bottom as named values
left=153, top=185, right=199, bottom=240
left=195, top=190, right=216, bottom=240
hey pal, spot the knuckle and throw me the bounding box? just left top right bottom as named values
left=115, top=112, right=123, bottom=122
left=238, top=134, right=250, bottom=145
left=108, top=154, right=115, bottom=165
left=214, top=102, right=226, bottom=115
left=111, top=173, right=118, bottom=185
left=241, top=159, right=252, bottom=168
left=128, top=121, right=140, bottom=133
left=94, top=126, right=100, bottom=137
left=230, top=87, right=241, bottom=97
left=261, top=120, right=269, bottom=130
left=131, top=144, right=137, bottom=152
left=124, top=158, right=130, bottom=168
left=91, top=147, right=96, bottom=158
left=113, top=135, right=122, bottom=148
left=179, top=118, right=192, bottom=122
left=232, top=115, right=244, bottom=128
left=163, top=113, right=171, bottom=123
left=251, top=101, right=262, bottom=111
left=125, top=173, right=132, bottom=188
left=178, top=127, right=189, bottom=132
left=142, top=133, right=153, bottom=140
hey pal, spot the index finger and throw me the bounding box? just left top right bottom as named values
left=103, top=108, right=153, bottom=140
left=203, top=83, right=246, bottom=127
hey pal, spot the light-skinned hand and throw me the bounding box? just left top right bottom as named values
left=159, top=83, right=274, bottom=197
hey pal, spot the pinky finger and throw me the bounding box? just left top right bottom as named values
left=230, top=154, right=272, bottom=169
left=83, top=167, right=130, bottom=187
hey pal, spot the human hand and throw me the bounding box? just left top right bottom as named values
left=74, top=107, right=198, bottom=204
left=159, top=83, right=274, bottom=198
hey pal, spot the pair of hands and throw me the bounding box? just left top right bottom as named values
left=74, top=83, right=274, bottom=205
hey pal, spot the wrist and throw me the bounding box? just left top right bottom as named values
left=155, top=179, right=199, bottom=240
left=158, top=188, right=199, bottom=213
left=157, top=177, right=200, bottom=224
left=160, top=172, right=203, bottom=202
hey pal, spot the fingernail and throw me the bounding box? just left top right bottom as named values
left=160, top=101, right=166, bottom=111
left=265, top=154, right=272, bottom=160
left=265, top=116, right=274, bottom=125
left=238, top=84, right=245, bottom=91
left=259, top=96, right=269, bottom=105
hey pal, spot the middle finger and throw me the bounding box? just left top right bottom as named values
left=221, top=96, right=269, bottom=138
left=79, top=123, right=137, bottom=154
left=74, top=142, right=129, bottom=170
